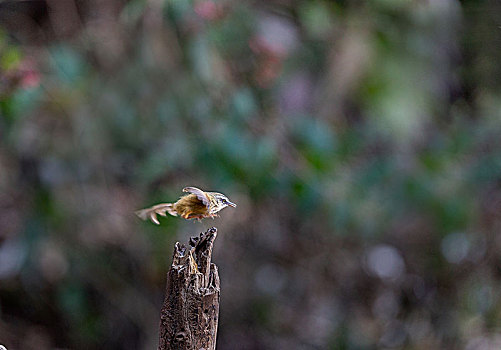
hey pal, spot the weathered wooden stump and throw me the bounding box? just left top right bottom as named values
left=158, top=227, right=220, bottom=350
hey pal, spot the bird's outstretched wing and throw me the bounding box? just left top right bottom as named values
left=135, top=203, right=176, bottom=225
left=182, top=186, right=210, bottom=208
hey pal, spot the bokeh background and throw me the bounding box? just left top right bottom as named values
left=1, top=0, right=501, bottom=349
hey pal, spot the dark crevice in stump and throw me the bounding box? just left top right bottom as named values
left=158, top=227, right=220, bottom=350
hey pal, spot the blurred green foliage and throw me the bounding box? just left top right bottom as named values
left=1, top=0, right=501, bottom=349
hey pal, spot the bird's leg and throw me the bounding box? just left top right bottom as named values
left=187, top=213, right=204, bottom=222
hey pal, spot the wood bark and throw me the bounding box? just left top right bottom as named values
left=158, top=227, right=220, bottom=350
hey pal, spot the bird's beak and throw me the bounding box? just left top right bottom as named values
left=227, top=201, right=237, bottom=208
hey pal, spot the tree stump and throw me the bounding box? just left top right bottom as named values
left=158, top=227, right=220, bottom=350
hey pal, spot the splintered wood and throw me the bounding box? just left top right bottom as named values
left=158, top=227, right=220, bottom=350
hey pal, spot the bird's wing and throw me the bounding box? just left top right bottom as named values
left=135, top=203, right=177, bottom=225
left=182, top=186, right=210, bottom=208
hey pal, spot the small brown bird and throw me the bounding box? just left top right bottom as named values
left=135, top=186, right=236, bottom=224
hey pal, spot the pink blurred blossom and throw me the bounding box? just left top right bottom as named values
left=194, top=1, right=223, bottom=21
left=248, top=15, right=298, bottom=87
left=20, top=70, right=41, bottom=88
left=19, top=59, right=41, bottom=88
left=249, top=36, right=285, bottom=87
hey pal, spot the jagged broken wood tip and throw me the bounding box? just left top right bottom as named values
left=189, top=227, right=217, bottom=248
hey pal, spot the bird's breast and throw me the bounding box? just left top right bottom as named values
left=174, top=194, right=209, bottom=217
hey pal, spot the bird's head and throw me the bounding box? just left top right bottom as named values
left=208, top=192, right=236, bottom=214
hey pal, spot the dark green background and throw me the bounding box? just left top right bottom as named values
left=1, top=0, right=501, bottom=349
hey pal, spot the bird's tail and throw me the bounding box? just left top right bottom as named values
left=135, top=203, right=177, bottom=225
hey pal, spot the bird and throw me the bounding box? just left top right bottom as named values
left=135, top=186, right=236, bottom=224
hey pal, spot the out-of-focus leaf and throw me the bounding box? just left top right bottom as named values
left=49, top=46, right=87, bottom=84
left=299, top=1, right=337, bottom=39
left=231, top=88, right=257, bottom=120
left=293, top=116, right=336, bottom=170
left=1, top=47, right=21, bottom=70
left=189, top=36, right=213, bottom=83
left=8, top=87, right=42, bottom=119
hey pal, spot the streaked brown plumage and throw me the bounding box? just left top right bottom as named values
left=135, top=186, right=236, bottom=224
